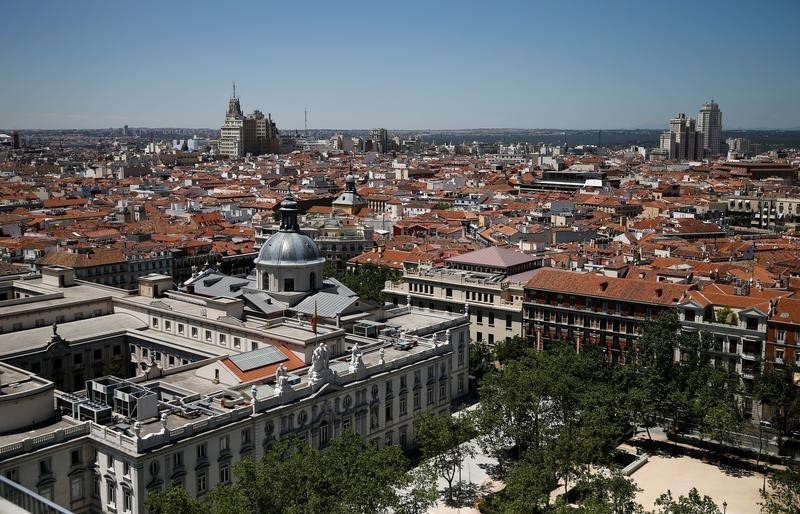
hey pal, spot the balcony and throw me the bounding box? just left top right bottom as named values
left=0, top=475, right=71, bottom=513
left=741, top=352, right=761, bottom=361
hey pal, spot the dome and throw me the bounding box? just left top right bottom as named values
left=254, top=231, right=324, bottom=266
left=254, top=191, right=325, bottom=268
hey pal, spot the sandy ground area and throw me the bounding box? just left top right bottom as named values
left=631, top=454, right=766, bottom=514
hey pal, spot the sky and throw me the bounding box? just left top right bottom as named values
left=1, top=0, right=799, bottom=130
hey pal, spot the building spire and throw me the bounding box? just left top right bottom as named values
left=233, top=81, right=236, bottom=98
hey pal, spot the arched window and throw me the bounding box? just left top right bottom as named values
left=309, top=272, right=317, bottom=288
left=319, top=421, right=329, bottom=448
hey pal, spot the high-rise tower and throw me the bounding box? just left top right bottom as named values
left=218, top=84, right=280, bottom=157
left=697, top=100, right=722, bottom=157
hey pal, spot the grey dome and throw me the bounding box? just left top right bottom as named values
left=254, top=231, right=325, bottom=267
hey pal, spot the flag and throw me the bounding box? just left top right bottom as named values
left=311, top=301, right=318, bottom=334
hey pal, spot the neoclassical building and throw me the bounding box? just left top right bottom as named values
left=0, top=192, right=471, bottom=514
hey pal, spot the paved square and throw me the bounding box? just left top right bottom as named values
left=631, top=454, right=765, bottom=514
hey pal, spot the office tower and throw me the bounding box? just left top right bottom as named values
left=697, top=100, right=722, bottom=157
left=219, top=86, right=280, bottom=157
left=219, top=85, right=247, bottom=157
left=251, top=110, right=280, bottom=154
left=660, top=113, right=702, bottom=161
left=370, top=128, right=389, bottom=153
left=10, top=130, right=19, bottom=150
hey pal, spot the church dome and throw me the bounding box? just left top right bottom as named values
left=255, top=231, right=324, bottom=266
left=254, top=192, right=325, bottom=267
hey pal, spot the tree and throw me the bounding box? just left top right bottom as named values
left=493, top=335, right=529, bottom=365
left=571, top=471, right=644, bottom=514
left=146, top=483, right=209, bottom=514
left=760, top=465, right=800, bottom=514
left=755, top=363, right=800, bottom=436
left=156, top=432, right=418, bottom=514
left=501, top=448, right=559, bottom=512
left=625, top=312, right=683, bottom=436
left=651, top=488, right=721, bottom=514
left=396, top=464, right=440, bottom=514
left=324, top=263, right=401, bottom=304
left=415, top=411, right=476, bottom=504
left=469, top=339, right=494, bottom=383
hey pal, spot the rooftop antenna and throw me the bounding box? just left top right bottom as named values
left=304, top=108, right=308, bottom=135
left=232, top=81, right=236, bottom=98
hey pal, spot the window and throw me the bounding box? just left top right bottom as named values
left=123, top=489, right=132, bottom=512
left=165, top=320, right=171, bottom=331
left=107, top=482, right=117, bottom=508
left=385, top=431, right=393, bottom=446
left=242, top=428, right=252, bottom=445
left=219, top=435, right=229, bottom=451
left=777, top=329, right=786, bottom=342
left=445, top=287, right=452, bottom=298
left=776, top=348, right=785, bottom=361
left=477, top=311, right=483, bottom=324
left=458, top=374, right=465, bottom=394
left=197, top=472, right=207, bottom=494
left=219, top=334, right=226, bottom=345
left=107, top=454, right=114, bottom=470
left=5, top=468, right=18, bottom=483
left=233, top=337, right=241, bottom=349
left=476, top=332, right=482, bottom=342
left=343, top=417, right=352, bottom=432
left=178, top=324, right=185, bottom=335
left=284, top=278, right=295, bottom=292
left=94, top=349, right=103, bottom=360
left=439, top=382, right=447, bottom=401
left=71, top=449, right=82, bottom=466
left=171, top=452, right=183, bottom=470
left=488, top=312, right=494, bottom=326
left=191, top=327, right=198, bottom=339
left=169, top=355, right=175, bottom=366
left=69, top=477, right=83, bottom=501
left=197, top=443, right=207, bottom=459
left=123, top=462, right=131, bottom=477
left=489, top=334, right=494, bottom=344
left=319, top=421, right=330, bottom=448
left=426, top=386, right=434, bottom=405
left=385, top=400, right=393, bottom=422
left=399, top=396, right=407, bottom=416
left=38, top=458, right=51, bottom=476
left=152, top=317, right=159, bottom=328
left=205, top=330, right=212, bottom=342
left=747, top=317, right=759, bottom=331
left=413, top=391, right=421, bottom=410
left=506, top=314, right=512, bottom=329
left=220, top=465, right=230, bottom=484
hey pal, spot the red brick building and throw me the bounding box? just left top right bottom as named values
left=523, top=268, right=693, bottom=363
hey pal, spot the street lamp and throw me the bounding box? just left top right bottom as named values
left=723, top=501, right=727, bottom=514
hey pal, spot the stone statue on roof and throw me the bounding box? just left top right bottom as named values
left=309, top=342, right=333, bottom=389
left=275, top=363, right=289, bottom=396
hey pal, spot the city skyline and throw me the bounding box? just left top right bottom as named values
left=2, top=0, right=799, bottom=130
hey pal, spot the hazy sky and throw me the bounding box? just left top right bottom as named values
left=2, top=0, right=798, bottom=130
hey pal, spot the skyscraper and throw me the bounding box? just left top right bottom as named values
left=660, top=113, right=702, bottom=161
left=219, top=85, right=247, bottom=157
left=370, top=128, right=389, bottom=153
left=218, top=85, right=280, bottom=157
left=697, top=100, right=722, bottom=157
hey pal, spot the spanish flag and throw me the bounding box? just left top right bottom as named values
left=311, top=300, right=318, bottom=335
